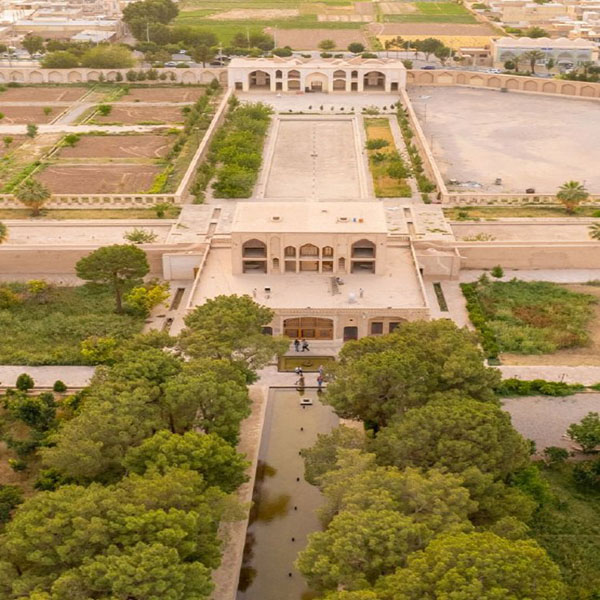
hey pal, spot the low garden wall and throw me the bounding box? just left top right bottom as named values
left=445, top=193, right=600, bottom=206
left=407, top=69, right=600, bottom=100
left=0, top=194, right=178, bottom=209
left=0, top=67, right=227, bottom=85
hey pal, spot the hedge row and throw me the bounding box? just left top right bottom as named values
left=461, top=282, right=500, bottom=359
left=495, top=378, right=585, bottom=397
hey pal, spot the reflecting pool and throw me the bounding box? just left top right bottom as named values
left=237, top=388, right=339, bottom=600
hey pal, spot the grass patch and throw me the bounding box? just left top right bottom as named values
left=364, top=117, right=412, bottom=198
left=278, top=355, right=336, bottom=372
left=172, top=14, right=362, bottom=44
left=0, top=207, right=180, bottom=219
left=445, top=205, right=600, bottom=220
left=531, top=465, right=600, bottom=600
left=462, top=278, right=596, bottom=356
left=0, top=283, right=144, bottom=365
left=384, top=2, right=477, bottom=23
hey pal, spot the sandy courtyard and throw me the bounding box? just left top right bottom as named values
left=409, top=87, right=600, bottom=193
left=263, top=118, right=363, bottom=200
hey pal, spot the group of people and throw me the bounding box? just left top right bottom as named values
left=293, top=338, right=310, bottom=352
left=294, top=364, right=325, bottom=390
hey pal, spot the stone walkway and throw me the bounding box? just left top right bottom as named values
left=0, top=365, right=95, bottom=388
left=498, top=365, right=600, bottom=386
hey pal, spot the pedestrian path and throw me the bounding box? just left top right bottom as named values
left=0, top=365, right=95, bottom=388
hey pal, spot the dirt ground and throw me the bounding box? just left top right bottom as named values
left=410, top=87, right=600, bottom=193
left=37, top=164, right=161, bottom=193
left=0, top=86, right=86, bottom=102
left=502, top=285, right=600, bottom=367
left=269, top=28, right=368, bottom=49
left=94, top=105, right=186, bottom=124
left=58, top=134, right=173, bottom=159
left=0, top=106, right=61, bottom=124
left=118, top=87, right=204, bottom=103
left=0, top=135, right=26, bottom=157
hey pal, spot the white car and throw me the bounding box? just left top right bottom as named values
left=487, top=68, right=502, bottom=74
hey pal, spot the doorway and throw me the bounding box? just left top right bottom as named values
left=283, top=317, right=333, bottom=340
left=343, top=326, right=358, bottom=341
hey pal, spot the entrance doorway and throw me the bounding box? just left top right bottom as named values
left=343, top=326, right=358, bottom=341
left=283, top=317, right=333, bottom=340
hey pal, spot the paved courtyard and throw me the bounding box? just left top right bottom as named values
left=262, top=118, right=365, bottom=200
left=409, top=86, right=600, bottom=194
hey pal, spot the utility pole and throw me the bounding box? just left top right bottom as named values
left=146, top=20, right=150, bottom=43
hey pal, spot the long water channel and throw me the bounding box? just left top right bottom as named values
left=237, top=388, right=339, bottom=600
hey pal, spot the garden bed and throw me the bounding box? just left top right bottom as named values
left=57, top=133, right=174, bottom=159
left=92, top=105, right=187, bottom=125
left=0, top=283, right=144, bottom=365
left=462, top=278, right=597, bottom=360
left=0, top=106, right=61, bottom=124
left=364, top=117, right=411, bottom=198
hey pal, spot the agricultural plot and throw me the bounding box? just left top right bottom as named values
left=0, top=106, right=61, bottom=124
left=37, top=164, right=162, bottom=194
left=117, top=86, right=205, bottom=103
left=91, top=105, right=187, bottom=125
left=0, top=86, right=87, bottom=102
left=57, top=134, right=173, bottom=160
left=382, top=2, right=477, bottom=23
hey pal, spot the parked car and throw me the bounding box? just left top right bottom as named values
left=421, top=65, right=436, bottom=70
left=164, top=61, right=177, bottom=67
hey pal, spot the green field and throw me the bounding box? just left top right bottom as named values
left=384, top=2, right=477, bottom=23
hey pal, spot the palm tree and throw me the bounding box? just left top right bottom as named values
left=522, top=50, right=545, bottom=74
left=589, top=222, right=600, bottom=240
left=0, top=222, right=7, bottom=243
left=15, top=178, right=51, bottom=217
left=556, top=180, right=589, bottom=214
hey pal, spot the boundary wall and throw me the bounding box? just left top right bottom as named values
left=0, top=67, right=226, bottom=85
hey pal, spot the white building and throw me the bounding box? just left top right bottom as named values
left=493, top=36, right=597, bottom=66
left=227, top=56, right=406, bottom=93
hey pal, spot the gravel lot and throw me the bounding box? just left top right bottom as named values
left=503, top=393, right=600, bottom=453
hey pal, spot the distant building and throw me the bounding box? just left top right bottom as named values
left=228, top=56, right=406, bottom=93
left=492, top=36, right=597, bottom=66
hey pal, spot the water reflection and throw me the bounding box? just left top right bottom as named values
left=237, top=388, right=339, bottom=600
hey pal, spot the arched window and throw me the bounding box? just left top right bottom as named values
left=275, top=69, right=282, bottom=78
left=288, top=69, right=300, bottom=79
left=284, top=246, right=296, bottom=257
left=322, top=246, right=334, bottom=257
left=351, top=70, right=358, bottom=78
left=242, top=239, right=267, bottom=258
left=333, top=70, right=346, bottom=78
left=300, top=243, right=319, bottom=257
left=351, top=239, right=375, bottom=258
left=273, top=257, right=280, bottom=270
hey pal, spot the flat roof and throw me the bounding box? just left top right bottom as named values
left=191, top=246, right=427, bottom=309
left=228, top=56, right=406, bottom=69
left=232, top=202, right=388, bottom=234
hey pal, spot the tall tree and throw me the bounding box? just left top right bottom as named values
left=557, top=180, right=589, bottom=214
left=522, top=49, right=545, bottom=74
left=75, top=244, right=150, bottom=313
left=15, top=178, right=51, bottom=216
left=122, top=0, right=179, bottom=40
left=179, top=295, right=288, bottom=379
left=163, top=358, right=251, bottom=443
left=372, top=397, right=530, bottom=481
left=22, top=34, right=44, bottom=55
left=192, top=45, right=215, bottom=67
left=567, top=411, right=600, bottom=453
left=323, top=320, right=500, bottom=427
left=375, top=531, right=565, bottom=600
left=124, top=430, right=249, bottom=493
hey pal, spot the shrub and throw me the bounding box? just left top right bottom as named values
left=491, top=265, right=504, bottom=278
left=388, top=161, right=410, bottom=179
left=573, top=459, right=600, bottom=489
left=15, top=373, right=34, bottom=391
left=495, top=378, right=584, bottom=397
left=568, top=412, right=600, bottom=453
left=543, top=446, right=569, bottom=466
left=26, top=124, right=38, bottom=138
left=124, top=228, right=158, bottom=244
left=0, top=485, right=23, bottom=523
left=97, top=104, right=112, bottom=116
left=53, top=380, right=67, bottom=393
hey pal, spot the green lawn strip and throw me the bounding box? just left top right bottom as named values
left=461, top=279, right=596, bottom=357
left=445, top=205, right=600, bottom=219
left=530, top=465, right=600, bottom=600
left=0, top=207, right=181, bottom=219
left=364, top=117, right=412, bottom=198
left=0, top=283, right=144, bottom=365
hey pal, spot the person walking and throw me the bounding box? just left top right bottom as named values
left=317, top=374, right=324, bottom=391
left=294, top=366, right=303, bottom=377
left=293, top=338, right=300, bottom=352
left=301, top=339, right=309, bottom=352
left=318, top=364, right=324, bottom=376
